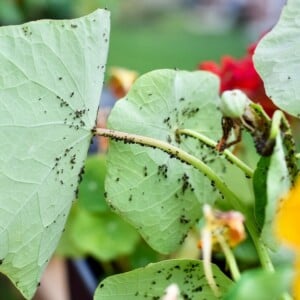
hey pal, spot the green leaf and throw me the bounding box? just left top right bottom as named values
left=253, top=156, right=271, bottom=230
left=78, top=155, right=109, bottom=213
left=253, top=0, right=300, bottom=118
left=94, top=259, right=232, bottom=300
left=106, top=70, right=224, bottom=254
left=55, top=205, right=85, bottom=258
left=260, top=135, right=291, bottom=250
left=68, top=207, right=140, bottom=261
left=0, top=10, right=109, bottom=299
left=223, top=267, right=293, bottom=300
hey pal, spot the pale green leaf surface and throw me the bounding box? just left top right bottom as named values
left=94, top=259, right=232, bottom=300
left=106, top=70, right=224, bottom=254
left=261, top=135, right=291, bottom=250
left=253, top=0, right=300, bottom=117
left=0, top=10, right=109, bottom=298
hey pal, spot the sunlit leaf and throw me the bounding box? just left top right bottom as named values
left=106, top=70, right=227, bottom=254
left=94, top=259, right=232, bottom=300
left=253, top=0, right=300, bottom=117
left=0, top=10, right=109, bottom=298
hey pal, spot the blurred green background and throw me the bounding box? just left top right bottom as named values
left=0, top=0, right=248, bottom=74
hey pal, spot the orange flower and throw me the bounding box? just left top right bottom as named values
left=108, top=67, right=138, bottom=99
left=276, top=177, right=300, bottom=299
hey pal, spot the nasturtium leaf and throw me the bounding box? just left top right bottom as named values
left=253, top=0, right=300, bottom=117
left=0, top=10, right=109, bottom=298
left=260, top=135, right=291, bottom=250
left=94, top=259, right=232, bottom=300
left=106, top=70, right=226, bottom=254
left=78, top=155, right=109, bottom=213
left=67, top=207, right=140, bottom=262
left=55, top=205, right=85, bottom=258
left=223, top=267, right=293, bottom=300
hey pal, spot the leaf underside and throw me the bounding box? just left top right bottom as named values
left=0, top=10, right=109, bottom=298
left=253, top=0, right=300, bottom=118
left=105, top=69, right=228, bottom=254
left=94, top=259, right=232, bottom=300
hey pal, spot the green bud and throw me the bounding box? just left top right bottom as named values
left=220, top=89, right=251, bottom=118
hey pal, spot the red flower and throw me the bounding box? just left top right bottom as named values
left=198, top=41, right=277, bottom=116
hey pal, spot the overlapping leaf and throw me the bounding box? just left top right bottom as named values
left=253, top=0, right=300, bottom=118
left=254, top=135, right=291, bottom=250
left=94, top=259, right=232, bottom=300
left=0, top=10, right=109, bottom=298
left=105, top=70, right=227, bottom=254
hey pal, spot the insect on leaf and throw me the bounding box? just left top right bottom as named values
left=0, top=10, right=109, bottom=298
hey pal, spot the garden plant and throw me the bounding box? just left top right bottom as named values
left=0, top=0, right=300, bottom=299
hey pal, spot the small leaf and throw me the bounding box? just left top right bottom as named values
left=253, top=0, right=300, bottom=117
left=94, top=259, right=232, bottom=300
left=0, top=10, right=109, bottom=299
left=106, top=69, right=225, bottom=254
left=223, top=267, right=293, bottom=300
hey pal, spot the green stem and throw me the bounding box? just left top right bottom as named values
left=95, top=127, right=245, bottom=213
left=216, top=233, right=241, bottom=281
left=176, top=128, right=254, bottom=178
left=94, top=127, right=275, bottom=272
left=246, top=219, right=274, bottom=272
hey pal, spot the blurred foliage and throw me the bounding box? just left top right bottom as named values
left=0, top=273, right=24, bottom=300
left=0, top=0, right=247, bottom=74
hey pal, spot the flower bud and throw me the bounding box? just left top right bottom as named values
left=220, top=89, right=251, bottom=118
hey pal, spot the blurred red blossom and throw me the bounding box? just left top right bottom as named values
left=198, top=41, right=277, bottom=116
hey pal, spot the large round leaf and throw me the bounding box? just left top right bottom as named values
left=106, top=70, right=224, bottom=254
left=0, top=10, right=109, bottom=299
left=94, top=259, right=232, bottom=300
left=253, top=0, right=300, bottom=117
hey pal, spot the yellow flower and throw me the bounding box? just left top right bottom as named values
left=276, top=177, right=300, bottom=299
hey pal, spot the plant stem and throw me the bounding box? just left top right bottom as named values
left=245, top=219, right=274, bottom=272
left=176, top=128, right=254, bottom=178
left=94, top=127, right=275, bottom=272
left=202, top=227, right=221, bottom=298
left=216, top=234, right=241, bottom=281
left=95, top=127, right=245, bottom=213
